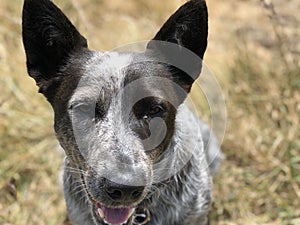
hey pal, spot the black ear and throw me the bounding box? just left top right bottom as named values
left=22, top=0, right=87, bottom=100
left=147, top=0, right=208, bottom=93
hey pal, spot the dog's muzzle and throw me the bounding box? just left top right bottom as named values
left=88, top=177, right=150, bottom=225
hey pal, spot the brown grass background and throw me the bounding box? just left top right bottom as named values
left=0, top=0, right=299, bottom=224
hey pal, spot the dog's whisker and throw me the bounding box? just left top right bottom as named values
left=69, top=184, right=86, bottom=196
left=64, top=166, right=88, bottom=175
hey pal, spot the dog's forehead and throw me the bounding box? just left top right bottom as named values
left=84, top=51, right=132, bottom=86
left=70, top=50, right=169, bottom=103
left=69, top=51, right=132, bottom=101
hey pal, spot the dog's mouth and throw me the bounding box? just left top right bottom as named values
left=94, top=202, right=150, bottom=225
left=82, top=175, right=150, bottom=225
left=95, top=202, right=135, bottom=225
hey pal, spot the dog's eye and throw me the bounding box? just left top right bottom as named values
left=70, top=103, right=94, bottom=115
left=77, top=104, right=92, bottom=113
left=146, top=104, right=166, bottom=119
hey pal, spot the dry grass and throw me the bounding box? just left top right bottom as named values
left=0, top=0, right=299, bottom=224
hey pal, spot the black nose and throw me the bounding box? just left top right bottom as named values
left=103, top=179, right=145, bottom=202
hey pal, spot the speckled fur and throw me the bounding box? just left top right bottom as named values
left=22, top=0, right=222, bottom=225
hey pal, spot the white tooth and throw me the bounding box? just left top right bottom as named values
left=97, top=208, right=105, bottom=218
left=129, top=208, right=136, bottom=217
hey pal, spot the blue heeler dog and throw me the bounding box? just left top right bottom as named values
left=22, top=0, right=222, bottom=224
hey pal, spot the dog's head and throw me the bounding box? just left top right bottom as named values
left=22, top=0, right=208, bottom=224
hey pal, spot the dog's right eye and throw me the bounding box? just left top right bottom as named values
left=76, top=104, right=92, bottom=113
left=69, top=103, right=94, bottom=115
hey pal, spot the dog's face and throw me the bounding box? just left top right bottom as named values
left=22, top=0, right=208, bottom=224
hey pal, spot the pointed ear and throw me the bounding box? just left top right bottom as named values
left=147, top=0, right=208, bottom=93
left=22, top=0, right=87, bottom=100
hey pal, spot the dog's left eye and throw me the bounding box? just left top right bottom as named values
left=144, top=104, right=165, bottom=119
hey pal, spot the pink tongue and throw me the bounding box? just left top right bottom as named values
left=104, top=207, right=131, bottom=225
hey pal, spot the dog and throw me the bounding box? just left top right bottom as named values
left=22, top=0, right=222, bottom=224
